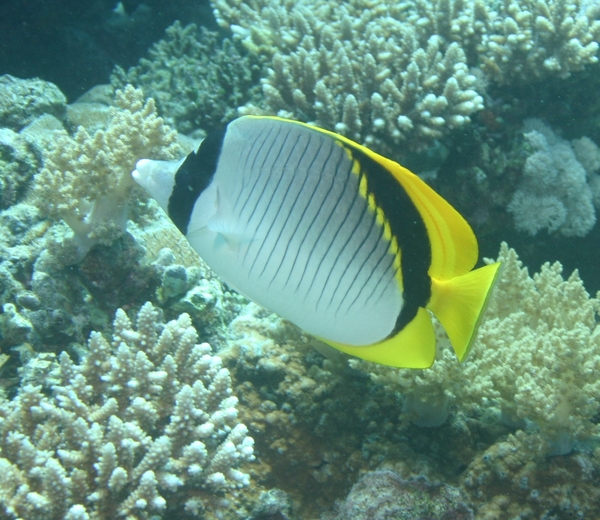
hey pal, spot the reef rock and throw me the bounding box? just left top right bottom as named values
left=0, top=75, right=66, bottom=129
left=332, top=470, right=473, bottom=520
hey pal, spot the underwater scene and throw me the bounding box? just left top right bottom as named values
left=1, top=0, right=600, bottom=518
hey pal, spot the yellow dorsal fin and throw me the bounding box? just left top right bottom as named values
left=382, top=160, right=478, bottom=280
left=244, top=115, right=477, bottom=281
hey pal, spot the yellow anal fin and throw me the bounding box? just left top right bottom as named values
left=428, top=262, right=502, bottom=361
left=321, top=307, right=436, bottom=369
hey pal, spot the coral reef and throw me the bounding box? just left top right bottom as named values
left=0, top=302, right=255, bottom=519
left=148, top=242, right=248, bottom=347
left=463, top=243, right=600, bottom=455
left=476, top=0, right=600, bottom=83
left=0, top=204, right=54, bottom=351
left=0, top=219, right=244, bottom=374
left=0, top=129, right=40, bottom=209
left=463, top=432, right=600, bottom=519
left=0, top=96, right=241, bottom=379
left=211, top=0, right=600, bottom=153
left=218, top=304, right=490, bottom=518
left=251, top=488, right=295, bottom=519
left=0, top=76, right=70, bottom=210
left=0, top=75, right=66, bottom=129
left=0, top=77, right=241, bottom=363
left=112, top=22, right=265, bottom=135
left=329, top=470, right=473, bottom=520
left=353, top=243, right=600, bottom=456
left=31, top=85, right=180, bottom=257
left=220, top=303, right=389, bottom=517
left=2, top=3, right=600, bottom=517
left=507, top=118, right=600, bottom=237
left=214, top=0, right=483, bottom=153
left=0, top=224, right=160, bottom=355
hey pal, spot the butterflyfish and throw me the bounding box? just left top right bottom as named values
left=132, top=116, right=501, bottom=368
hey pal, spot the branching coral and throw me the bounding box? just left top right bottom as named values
left=0, top=302, right=255, bottom=519
left=215, top=0, right=483, bottom=153
left=31, top=85, right=180, bottom=257
left=111, top=22, right=265, bottom=135
left=477, top=0, right=600, bottom=82
left=353, top=243, right=600, bottom=455
left=463, top=244, right=600, bottom=454
left=253, top=32, right=481, bottom=153
left=211, top=0, right=600, bottom=153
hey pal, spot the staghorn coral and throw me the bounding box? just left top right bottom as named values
left=111, top=22, right=265, bottom=135
left=31, top=85, right=180, bottom=257
left=253, top=32, right=482, bottom=154
left=0, top=302, right=255, bottom=519
left=211, top=0, right=600, bottom=153
left=216, top=0, right=483, bottom=153
left=409, top=0, right=600, bottom=83
left=476, top=0, right=600, bottom=83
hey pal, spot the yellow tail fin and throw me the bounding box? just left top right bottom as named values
left=428, top=262, right=502, bottom=361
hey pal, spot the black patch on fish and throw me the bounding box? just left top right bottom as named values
left=168, top=126, right=226, bottom=234
left=346, top=144, right=432, bottom=336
